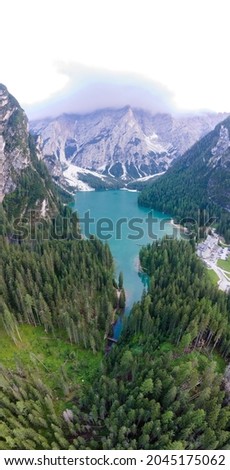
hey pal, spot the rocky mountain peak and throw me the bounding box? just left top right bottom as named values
left=117, top=106, right=141, bottom=135
left=121, top=105, right=135, bottom=120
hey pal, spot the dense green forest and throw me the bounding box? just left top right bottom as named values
left=1, top=238, right=230, bottom=449
left=138, top=117, right=230, bottom=242
left=0, top=228, right=120, bottom=449
left=0, top=237, right=118, bottom=350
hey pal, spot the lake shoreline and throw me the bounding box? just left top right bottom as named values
left=168, top=218, right=189, bottom=233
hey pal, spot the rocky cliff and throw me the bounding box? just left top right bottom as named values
left=0, top=84, right=61, bottom=219
left=0, top=84, right=29, bottom=202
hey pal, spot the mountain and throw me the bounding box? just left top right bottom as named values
left=30, top=107, right=228, bottom=190
left=0, top=84, right=64, bottom=221
left=139, top=115, right=230, bottom=241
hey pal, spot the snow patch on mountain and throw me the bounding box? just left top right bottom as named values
left=63, top=165, right=98, bottom=191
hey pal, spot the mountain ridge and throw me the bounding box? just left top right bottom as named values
left=30, top=106, right=228, bottom=190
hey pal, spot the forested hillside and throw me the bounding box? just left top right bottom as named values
left=138, top=117, right=230, bottom=242
left=0, top=233, right=120, bottom=449
left=0, top=237, right=118, bottom=350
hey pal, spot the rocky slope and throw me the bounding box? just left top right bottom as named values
left=0, top=84, right=29, bottom=202
left=30, top=107, right=228, bottom=190
left=0, top=84, right=61, bottom=219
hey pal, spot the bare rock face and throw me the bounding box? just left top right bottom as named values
left=31, top=106, right=228, bottom=189
left=210, top=125, right=230, bottom=168
left=0, top=84, right=29, bottom=202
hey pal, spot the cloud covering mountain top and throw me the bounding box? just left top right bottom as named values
left=27, top=65, right=176, bottom=119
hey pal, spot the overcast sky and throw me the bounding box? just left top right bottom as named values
left=1, top=0, right=230, bottom=118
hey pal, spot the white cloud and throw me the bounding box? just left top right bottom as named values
left=1, top=0, right=230, bottom=114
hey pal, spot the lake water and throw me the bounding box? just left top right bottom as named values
left=73, top=190, right=175, bottom=338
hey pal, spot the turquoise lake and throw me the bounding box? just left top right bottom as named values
left=73, top=190, right=176, bottom=338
